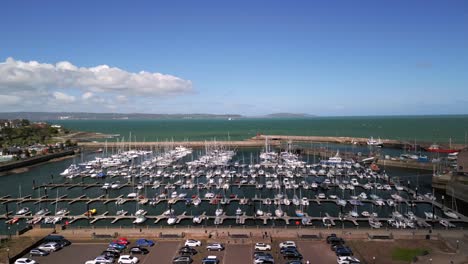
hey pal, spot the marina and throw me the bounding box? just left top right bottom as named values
left=1, top=144, right=466, bottom=235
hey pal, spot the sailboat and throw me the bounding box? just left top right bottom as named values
left=443, top=189, right=459, bottom=219
left=275, top=203, right=284, bottom=217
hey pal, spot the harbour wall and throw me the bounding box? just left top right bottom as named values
left=0, top=149, right=77, bottom=173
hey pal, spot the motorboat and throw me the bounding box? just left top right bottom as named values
left=295, top=209, right=304, bottom=217
left=127, top=192, right=138, bottom=198
left=167, top=215, right=177, bottom=225
left=361, top=211, right=370, bottom=217
left=84, top=208, right=97, bottom=216
left=16, top=207, right=30, bottom=215
left=135, top=209, right=146, bottom=216
left=369, top=218, right=382, bottom=228
left=163, top=209, right=174, bottom=216
left=322, top=217, right=332, bottom=227
left=56, top=209, right=69, bottom=216
left=215, top=208, right=223, bottom=216
left=275, top=207, right=284, bottom=217
left=301, top=197, right=309, bottom=206
left=34, top=208, right=50, bottom=216
left=133, top=215, right=146, bottom=224
left=336, top=199, right=347, bottom=207
left=256, top=209, right=264, bottom=216
left=424, top=212, right=437, bottom=219
left=443, top=210, right=459, bottom=219
left=192, top=196, right=201, bottom=206
left=439, top=219, right=455, bottom=228
left=193, top=215, right=202, bottom=224
left=116, top=210, right=128, bottom=216
left=349, top=210, right=359, bottom=218
left=236, top=207, right=243, bottom=216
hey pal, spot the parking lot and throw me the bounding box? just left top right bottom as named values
left=22, top=239, right=335, bottom=264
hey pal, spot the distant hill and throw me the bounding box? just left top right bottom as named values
left=263, top=113, right=316, bottom=118
left=0, top=112, right=243, bottom=121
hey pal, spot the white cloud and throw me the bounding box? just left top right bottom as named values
left=53, top=91, right=76, bottom=103
left=82, top=92, right=94, bottom=100
left=0, top=57, right=193, bottom=112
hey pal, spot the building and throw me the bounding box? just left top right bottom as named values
left=457, top=148, right=468, bottom=175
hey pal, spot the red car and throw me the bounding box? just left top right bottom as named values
left=113, top=238, right=130, bottom=245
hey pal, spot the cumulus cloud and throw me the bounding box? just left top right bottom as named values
left=53, top=91, right=76, bottom=103
left=0, top=57, right=193, bottom=112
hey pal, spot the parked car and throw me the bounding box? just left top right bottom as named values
left=280, top=246, right=298, bottom=254
left=108, top=242, right=126, bottom=250
left=254, top=243, right=271, bottom=251
left=282, top=249, right=303, bottom=260
left=106, top=247, right=122, bottom=253
left=184, top=239, right=201, bottom=247
left=206, top=243, right=224, bottom=251
left=253, top=256, right=275, bottom=264
left=102, top=250, right=120, bottom=258
left=253, top=252, right=273, bottom=259
left=173, top=255, right=193, bottom=263
left=113, top=238, right=130, bottom=245
left=337, top=256, right=361, bottom=264
left=279, top=241, right=296, bottom=249
left=130, top=246, right=149, bottom=255
left=335, top=247, right=353, bottom=257
left=136, top=238, right=155, bottom=247
left=43, top=234, right=72, bottom=247
left=38, top=242, right=61, bottom=252
left=285, top=261, right=302, bottom=264
left=94, top=255, right=114, bottom=264
left=179, top=246, right=198, bottom=256
left=202, top=255, right=220, bottom=264
left=118, top=255, right=139, bottom=264
left=29, top=248, right=49, bottom=256
left=14, top=258, right=37, bottom=264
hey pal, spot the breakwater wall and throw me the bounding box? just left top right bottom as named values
left=0, top=149, right=77, bottom=173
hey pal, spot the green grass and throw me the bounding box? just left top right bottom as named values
left=391, top=247, right=428, bottom=261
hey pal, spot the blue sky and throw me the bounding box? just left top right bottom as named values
left=0, top=0, right=467, bottom=116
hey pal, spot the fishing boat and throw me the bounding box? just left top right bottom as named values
left=425, top=143, right=459, bottom=154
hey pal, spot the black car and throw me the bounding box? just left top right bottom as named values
left=44, top=235, right=71, bottom=247
left=101, top=250, right=120, bottom=258
left=331, top=242, right=345, bottom=251
left=173, top=255, right=193, bottom=264
left=282, top=249, right=303, bottom=260
left=336, top=247, right=353, bottom=257
left=253, top=252, right=273, bottom=259
left=285, top=261, right=303, bottom=264
left=280, top=246, right=297, bottom=254
left=178, top=246, right=198, bottom=256
left=130, top=246, right=149, bottom=255
left=327, top=236, right=344, bottom=245
left=29, top=248, right=49, bottom=256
